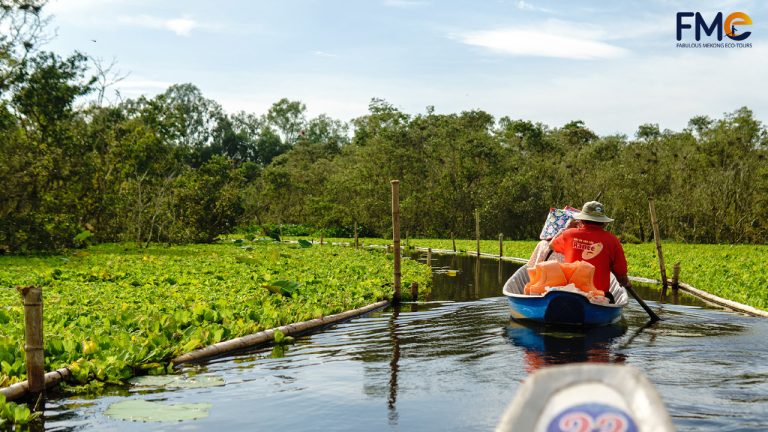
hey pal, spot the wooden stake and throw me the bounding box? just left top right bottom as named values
left=499, top=233, right=504, bottom=258
left=19, top=286, right=44, bottom=394
left=648, top=197, right=668, bottom=296
left=672, top=262, right=681, bottom=291
left=391, top=180, right=401, bottom=303
left=320, top=232, right=324, bottom=245
left=451, top=232, right=456, bottom=253
left=354, top=222, right=359, bottom=249
left=475, top=209, right=481, bottom=258
left=427, top=248, right=432, bottom=267
left=410, top=281, right=419, bottom=301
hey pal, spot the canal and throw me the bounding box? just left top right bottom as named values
left=42, top=253, right=768, bottom=431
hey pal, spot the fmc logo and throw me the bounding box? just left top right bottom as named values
left=676, top=12, right=752, bottom=41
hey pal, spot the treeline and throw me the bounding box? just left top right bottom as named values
left=1, top=2, right=767, bottom=251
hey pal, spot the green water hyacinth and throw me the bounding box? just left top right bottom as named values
left=0, top=241, right=431, bottom=393
left=288, top=236, right=768, bottom=311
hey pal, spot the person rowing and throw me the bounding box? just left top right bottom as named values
left=549, top=201, right=631, bottom=304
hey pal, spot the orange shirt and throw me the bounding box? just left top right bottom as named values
left=549, top=224, right=628, bottom=292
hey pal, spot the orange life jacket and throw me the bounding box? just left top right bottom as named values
left=524, top=260, right=604, bottom=297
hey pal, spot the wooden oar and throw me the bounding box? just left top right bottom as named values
left=625, top=284, right=661, bottom=322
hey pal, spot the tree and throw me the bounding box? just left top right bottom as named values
left=266, top=98, right=306, bottom=147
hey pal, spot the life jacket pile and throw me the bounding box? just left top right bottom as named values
left=524, top=260, right=604, bottom=298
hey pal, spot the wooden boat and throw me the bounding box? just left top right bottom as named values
left=495, top=363, right=675, bottom=431
left=502, top=265, right=628, bottom=326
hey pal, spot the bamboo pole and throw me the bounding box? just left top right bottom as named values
left=499, top=233, right=504, bottom=258
left=19, top=286, right=44, bottom=394
left=172, top=300, right=389, bottom=365
left=648, top=198, right=669, bottom=296
left=391, top=180, right=401, bottom=303
left=410, top=281, right=419, bottom=301
left=451, top=232, right=456, bottom=253
left=354, top=222, right=359, bottom=249
left=1, top=367, right=70, bottom=402
left=475, top=209, right=481, bottom=258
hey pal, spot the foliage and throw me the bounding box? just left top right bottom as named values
left=0, top=393, right=38, bottom=427
left=289, top=236, right=768, bottom=311
left=0, top=241, right=431, bottom=391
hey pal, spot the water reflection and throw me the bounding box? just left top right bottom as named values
left=505, top=320, right=628, bottom=373
left=387, top=305, right=401, bottom=425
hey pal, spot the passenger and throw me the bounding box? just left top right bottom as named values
left=527, top=215, right=580, bottom=267
left=549, top=201, right=631, bottom=303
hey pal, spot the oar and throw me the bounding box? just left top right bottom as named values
left=624, top=283, right=660, bottom=322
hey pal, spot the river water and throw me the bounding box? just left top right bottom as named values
left=41, top=253, right=768, bottom=431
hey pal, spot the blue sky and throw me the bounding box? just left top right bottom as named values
left=46, top=0, right=767, bottom=136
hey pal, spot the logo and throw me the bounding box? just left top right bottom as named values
left=572, top=239, right=603, bottom=260
left=676, top=11, right=753, bottom=48
left=547, top=403, right=638, bottom=432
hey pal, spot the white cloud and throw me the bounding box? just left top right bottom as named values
left=118, top=15, right=199, bottom=36
left=516, top=1, right=552, bottom=13
left=516, top=1, right=535, bottom=11
left=453, top=45, right=768, bottom=135
left=165, top=18, right=198, bottom=37
left=313, top=50, right=339, bottom=58
left=459, top=25, right=628, bottom=59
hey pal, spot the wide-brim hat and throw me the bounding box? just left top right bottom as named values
left=573, top=201, right=614, bottom=223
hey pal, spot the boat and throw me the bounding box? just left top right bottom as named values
left=502, top=265, right=628, bottom=326
left=495, top=363, right=675, bottom=431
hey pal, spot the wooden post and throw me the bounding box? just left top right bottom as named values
left=410, top=281, right=419, bottom=301
left=475, top=209, right=481, bottom=258
left=648, top=197, right=668, bottom=296
left=391, top=180, right=401, bottom=304
left=427, top=248, right=432, bottom=267
left=320, top=232, right=324, bottom=245
left=451, top=232, right=456, bottom=253
left=354, top=222, right=359, bottom=249
left=672, top=262, right=681, bottom=291
left=19, top=286, right=44, bottom=394
left=499, top=233, right=504, bottom=258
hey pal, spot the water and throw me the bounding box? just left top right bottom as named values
left=40, top=253, right=768, bottom=431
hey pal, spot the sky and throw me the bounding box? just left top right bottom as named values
left=44, top=0, right=768, bottom=136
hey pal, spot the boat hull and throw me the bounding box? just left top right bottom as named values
left=503, top=265, right=626, bottom=326
left=507, top=291, right=622, bottom=325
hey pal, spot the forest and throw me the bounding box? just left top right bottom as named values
left=1, top=1, right=767, bottom=252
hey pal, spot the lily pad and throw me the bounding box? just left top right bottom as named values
left=235, top=256, right=258, bottom=265
left=105, top=399, right=212, bottom=422
left=263, top=280, right=300, bottom=296
left=128, top=375, right=225, bottom=390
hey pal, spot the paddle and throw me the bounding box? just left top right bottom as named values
left=624, top=283, right=661, bottom=322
